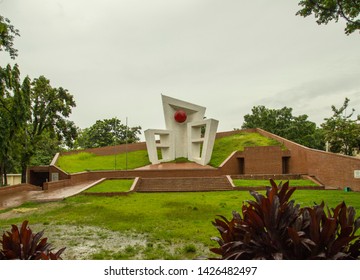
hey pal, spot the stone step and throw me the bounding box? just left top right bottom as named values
left=135, top=176, right=233, bottom=192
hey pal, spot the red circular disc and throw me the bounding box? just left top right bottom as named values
left=174, top=110, right=187, bottom=123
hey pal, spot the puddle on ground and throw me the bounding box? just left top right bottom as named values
left=0, top=222, right=211, bottom=259
left=26, top=224, right=148, bottom=260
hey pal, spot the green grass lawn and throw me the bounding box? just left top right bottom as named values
left=57, top=132, right=282, bottom=173
left=232, top=179, right=319, bottom=187
left=1, top=189, right=359, bottom=260
left=84, top=179, right=134, bottom=193
left=56, top=150, right=150, bottom=173
left=209, top=132, right=283, bottom=167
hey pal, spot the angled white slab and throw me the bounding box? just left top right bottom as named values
left=145, top=95, right=218, bottom=165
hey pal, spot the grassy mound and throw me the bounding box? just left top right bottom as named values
left=56, top=132, right=283, bottom=173
left=56, top=150, right=150, bottom=173
left=209, top=132, right=283, bottom=167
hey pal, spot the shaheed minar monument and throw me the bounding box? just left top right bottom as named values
left=25, top=95, right=360, bottom=192
left=144, top=95, right=219, bottom=166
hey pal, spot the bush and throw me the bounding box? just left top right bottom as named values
left=0, top=220, right=65, bottom=260
left=211, top=180, right=360, bottom=260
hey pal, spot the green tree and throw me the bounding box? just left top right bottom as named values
left=18, top=76, right=77, bottom=182
left=76, top=117, right=141, bottom=149
left=0, top=15, right=22, bottom=185
left=0, top=15, right=20, bottom=59
left=296, top=0, right=360, bottom=35
left=321, top=97, right=360, bottom=156
left=0, top=16, right=77, bottom=183
left=0, top=64, right=31, bottom=186
left=29, top=131, right=65, bottom=166
left=242, top=105, right=324, bottom=149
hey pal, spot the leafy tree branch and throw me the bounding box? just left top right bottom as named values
left=297, top=0, right=360, bottom=34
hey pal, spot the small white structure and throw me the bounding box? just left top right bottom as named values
left=3, top=174, right=21, bottom=186
left=144, top=95, right=218, bottom=165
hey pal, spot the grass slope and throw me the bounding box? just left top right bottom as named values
left=56, top=150, right=150, bottom=173
left=84, top=179, right=134, bottom=193
left=209, top=132, right=282, bottom=167
left=1, top=189, right=359, bottom=259
left=232, top=179, right=319, bottom=187
left=57, top=132, right=282, bottom=173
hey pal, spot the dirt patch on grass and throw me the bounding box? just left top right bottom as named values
left=28, top=224, right=147, bottom=260
left=0, top=208, right=38, bottom=219
left=25, top=224, right=211, bottom=260
left=0, top=206, right=212, bottom=260
left=0, top=202, right=62, bottom=220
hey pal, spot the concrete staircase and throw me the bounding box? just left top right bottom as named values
left=134, top=176, right=233, bottom=192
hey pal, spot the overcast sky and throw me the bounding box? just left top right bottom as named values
left=1, top=0, right=359, bottom=139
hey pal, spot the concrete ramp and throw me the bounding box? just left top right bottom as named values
left=0, top=180, right=101, bottom=210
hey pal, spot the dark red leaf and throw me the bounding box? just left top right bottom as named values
left=0, top=220, right=65, bottom=260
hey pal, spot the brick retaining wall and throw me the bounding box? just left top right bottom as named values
left=256, top=128, right=360, bottom=191
left=29, top=129, right=360, bottom=192
left=43, top=179, right=72, bottom=190
left=0, top=183, right=40, bottom=194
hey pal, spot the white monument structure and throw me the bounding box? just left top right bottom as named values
left=144, top=95, right=219, bottom=166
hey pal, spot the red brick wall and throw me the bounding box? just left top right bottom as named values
left=218, top=151, right=241, bottom=175
left=218, top=147, right=290, bottom=176
left=256, top=128, right=360, bottom=191
left=49, top=165, right=70, bottom=181
left=305, top=149, right=360, bottom=190
left=69, top=168, right=221, bottom=182
left=241, top=146, right=283, bottom=175
left=255, top=128, right=309, bottom=174
left=43, top=179, right=71, bottom=190
left=31, top=128, right=360, bottom=192
left=0, top=183, right=39, bottom=194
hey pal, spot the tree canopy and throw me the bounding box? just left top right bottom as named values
left=0, top=15, right=23, bottom=185
left=0, top=15, right=19, bottom=59
left=17, top=76, right=78, bottom=182
left=321, top=97, right=360, bottom=155
left=0, top=64, right=30, bottom=186
left=242, top=105, right=324, bottom=150
left=75, top=117, right=141, bottom=149
left=297, top=0, right=360, bottom=35
left=0, top=15, right=78, bottom=184
left=0, top=71, right=78, bottom=184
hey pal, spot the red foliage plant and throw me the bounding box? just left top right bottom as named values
left=0, top=220, right=65, bottom=260
left=211, top=180, right=360, bottom=260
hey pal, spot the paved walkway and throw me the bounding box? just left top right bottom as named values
left=0, top=180, right=101, bottom=210
left=0, top=163, right=214, bottom=210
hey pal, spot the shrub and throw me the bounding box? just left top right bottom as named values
left=0, top=220, right=65, bottom=260
left=211, top=180, right=360, bottom=260
left=183, top=244, right=197, bottom=253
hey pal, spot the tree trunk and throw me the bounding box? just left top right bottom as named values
left=0, top=163, right=3, bottom=187
left=2, top=163, right=8, bottom=186
left=21, top=163, right=27, bottom=184
left=21, top=150, right=33, bottom=184
left=3, top=165, right=7, bottom=186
